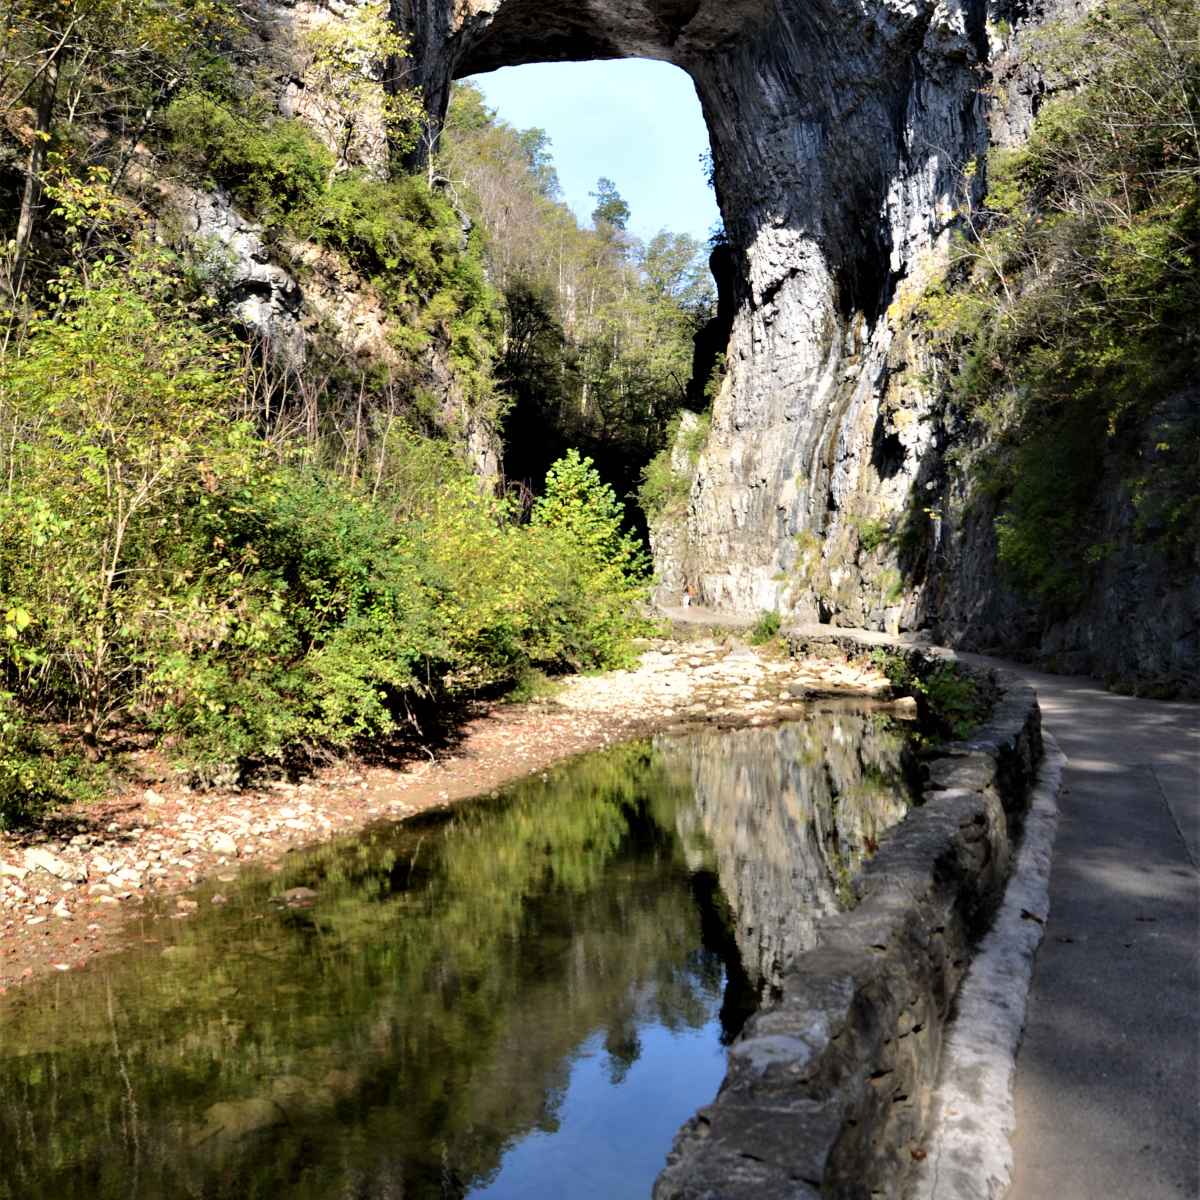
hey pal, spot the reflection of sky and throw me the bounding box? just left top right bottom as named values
left=469, top=976, right=728, bottom=1199
left=463, top=59, right=722, bottom=245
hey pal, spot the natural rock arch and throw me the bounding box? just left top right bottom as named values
left=395, top=0, right=993, bottom=622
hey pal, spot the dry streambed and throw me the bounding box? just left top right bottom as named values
left=0, top=636, right=896, bottom=991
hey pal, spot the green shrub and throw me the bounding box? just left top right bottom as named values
left=681, top=410, right=712, bottom=461
left=852, top=516, right=894, bottom=555
left=0, top=694, right=105, bottom=829
left=637, top=409, right=710, bottom=523
left=164, top=92, right=332, bottom=223
left=0, top=199, right=650, bottom=811
left=749, top=610, right=782, bottom=645
left=145, top=468, right=440, bottom=771
left=868, top=651, right=990, bottom=740
left=292, top=173, right=503, bottom=405
left=637, top=446, right=689, bottom=522
left=530, top=449, right=652, bottom=669
left=922, top=664, right=991, bottom=739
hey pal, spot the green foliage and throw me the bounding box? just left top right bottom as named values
left=702, top=354, right=726, bottom=404
left=636, top=408, right=711, bottom=523
left=879, top=568, right=904, bottom=606
left=0, top=693, right=106, bottom=828
left=868, top=650, right=991, bottom=741
left=590, top=177, right=631, bottom=232
left=503, top=668, right=560, bottom=704
left=0, top=0, right=666, bottom=820
left=680, top=410, right=712, bottom=462
left=294, top=173, right=503, bottom=404
left=298, top=0, right=423, bottom=167
left=164, top=93, right=333, bottom=224
left=919, top=664, right=991, bottom=741
left=530, top=450, right=652, bottom=668
left=636, top=447, right=686, bottom=522
left=0, top=249, right=245, bottom=743
left=749, top=611, right=782, bottom=645
left=852, top=516, right=894, bottom=555
left=0, top=249, right=651, bottom=804
left=915, top=0, right=1200, bottom=612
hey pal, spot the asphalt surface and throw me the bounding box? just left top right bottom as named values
left=1002, top=667, right=1199, bottom=1200
left=660, top=608, right=1200, bottom=1198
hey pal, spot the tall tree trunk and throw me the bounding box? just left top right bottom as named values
left=9, top=36, right=62, bottom=297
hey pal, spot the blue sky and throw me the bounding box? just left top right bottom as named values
left=463, top=59, right=721, bottom=246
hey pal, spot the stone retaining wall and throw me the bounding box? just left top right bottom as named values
left=653, top=643, right=1042, bottom=1200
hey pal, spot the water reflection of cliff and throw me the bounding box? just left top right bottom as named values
left=660, top=707, right=913, bottom=991
left=0, top=713, right=913, bottom=1200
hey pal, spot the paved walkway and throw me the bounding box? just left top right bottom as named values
left=661, top=609, right=1200, bottom=1198
left=1000, top=666, right=1199, bottom=1200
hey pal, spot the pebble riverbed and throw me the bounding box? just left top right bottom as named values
left=0, top=635, right=895, bottom=990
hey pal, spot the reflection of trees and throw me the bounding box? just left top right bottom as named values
left=660, top=708, right=912, bottom=990
left=0, top=713, right=913, bottom=1199
left=0, top=744, right=730, bottom=1200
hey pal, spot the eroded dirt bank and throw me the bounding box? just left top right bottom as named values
left=0, top=634, right=894, bottom=991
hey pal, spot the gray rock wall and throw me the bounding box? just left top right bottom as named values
left=395, top=0, right=990, bottom=603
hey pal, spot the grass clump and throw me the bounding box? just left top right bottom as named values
left=749, top=610, right=783, bottom=645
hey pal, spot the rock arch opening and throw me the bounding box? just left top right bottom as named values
left=397, top=0, right=990, bottom=615
left=443, top=56, right=726, bottom=530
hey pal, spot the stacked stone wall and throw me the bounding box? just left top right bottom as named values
left=654, top=641, right=1041, bottom=1199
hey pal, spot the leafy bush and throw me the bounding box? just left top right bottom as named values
left=869, top=650, right=991, bottom=740
left=164, top=93, right=333, bottom=223
left=749, top=611, right=782, bottom=645
left=530, top=450, right=652, bottom=668
left=0, top=694, right=105, bottom=829
left=637, top=409, right=710, bottom=524
left=0, top=252, right=247, bottom=743
left=0, top=254, right=651, bottom=796
left=853, top=517, right=894, bottom=555
left=144, top=468, right=440, bottom=771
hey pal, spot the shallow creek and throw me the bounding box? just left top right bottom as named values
left=0, top=705, right=915, bottom=1199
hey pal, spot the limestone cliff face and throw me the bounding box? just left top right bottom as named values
left=397, top=0, right=1196, bottom=692
left=150, top=0, right=501, bottom=479
left=398, top=0, right=988, bottom=605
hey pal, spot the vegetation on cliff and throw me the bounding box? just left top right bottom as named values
left=919, top=0, right=1199, bottom=614
left=0, top=0, right=676, bottom=825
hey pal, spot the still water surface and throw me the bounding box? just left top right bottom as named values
left=0, top=707, right=913, bottom=1200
